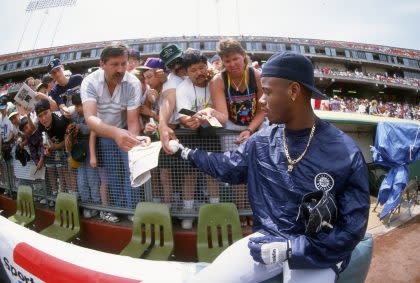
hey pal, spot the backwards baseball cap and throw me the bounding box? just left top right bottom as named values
left=34, top=99, right=50, bottom=115
left=128, top=50, right=141, bottom=61
left=159, top=44, right=183, bottom=67
left=47, top=58, right=62, bottom=73
left=262, top=51, right=327, bottom=100
left=138, top=57, right=166, bottom=71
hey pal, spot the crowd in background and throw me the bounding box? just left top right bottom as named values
left=316, top=96, right=420, bottom=120
left=315, top=68, right=420, bottom=88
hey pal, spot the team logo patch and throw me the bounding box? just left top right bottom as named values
left=314, top=172, right=334, bottom=192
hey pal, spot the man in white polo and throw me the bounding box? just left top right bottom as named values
left=81, top=43, right=146, bottom=218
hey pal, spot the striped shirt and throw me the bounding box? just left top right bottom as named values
left=81, top=68, right=143, bottom=129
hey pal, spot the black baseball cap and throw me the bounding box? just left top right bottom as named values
left=34, top=99, right=50, bottom=115
left=262, top=51, right=328, bottom=100
left=47, top=58, right=62, bottom=73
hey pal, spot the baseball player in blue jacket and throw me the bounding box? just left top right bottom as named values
left=175, top=51, right=370, bottom=283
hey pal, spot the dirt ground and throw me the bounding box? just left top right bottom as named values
left=366, top=215, right=420, bottom=283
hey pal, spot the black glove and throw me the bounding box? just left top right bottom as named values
left=296, top=190, right=338, bottom=234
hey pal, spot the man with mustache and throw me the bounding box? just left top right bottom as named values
left=81, top=43, right=148, bottom=219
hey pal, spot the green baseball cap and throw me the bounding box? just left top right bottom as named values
left=159, top=44, right=183, bottom=67
left=71, top=142, right=87, bottom=162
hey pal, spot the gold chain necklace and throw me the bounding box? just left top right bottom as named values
left=230, top=73, right=245, bottom=91
left=283, top=123, right=316, bottom=172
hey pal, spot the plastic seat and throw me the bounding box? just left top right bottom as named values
left=39, top=192, right=80, bottom=242
left=120, top=202, right=173, bottom=260
left=197, top=203, right=242, bottom=263
left=8, top=185, right=35, bottom=227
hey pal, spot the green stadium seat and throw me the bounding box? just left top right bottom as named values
left=197, top=203, right=242, bottom=263
left=39, top=192, right=80, bottom=242
left=8, top=185, right=35, bottom=227
left=120, top=202, right=173, bottom=260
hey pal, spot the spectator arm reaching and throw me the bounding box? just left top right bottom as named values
left=88, top=131, right=97, bottom=168
left=83, top=100, right=141, bottom=152
left=159, top=88, right=178, bottom=154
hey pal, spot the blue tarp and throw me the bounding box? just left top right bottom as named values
left=372, top=122, right=420, bottom=219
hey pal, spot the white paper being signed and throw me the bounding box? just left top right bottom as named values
left=128, top=141, right=162, bottom=187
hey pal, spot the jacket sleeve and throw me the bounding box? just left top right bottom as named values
left=288, top=151, right=370, bottom=270
left=188, top=141, right=250, bottom=185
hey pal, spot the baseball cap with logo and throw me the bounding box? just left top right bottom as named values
left=262, top=51, right=328, bottom=100
left=47, top=58, right=62, bottom=73
left=159, top=44, right=183, bottom=67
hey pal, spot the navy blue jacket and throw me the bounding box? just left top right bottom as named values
left=188, top=118, right=370, bottom=271
left=49, top=74, right=83, bottom=106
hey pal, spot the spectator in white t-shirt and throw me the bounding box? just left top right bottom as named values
left=175, top=49, right=220, bottom=229
left=158, top=44, right=186, bottom=154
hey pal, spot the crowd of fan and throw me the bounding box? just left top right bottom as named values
left=315, top=67, right=420, bottom=87
left=319, top=96, right=420, bottom=120
left=0, top=43, right=251, bottom=228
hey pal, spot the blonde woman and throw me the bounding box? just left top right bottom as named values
left=208, top=38, right=265, bottom=144
left=203, top=38, right=265, bottom=212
